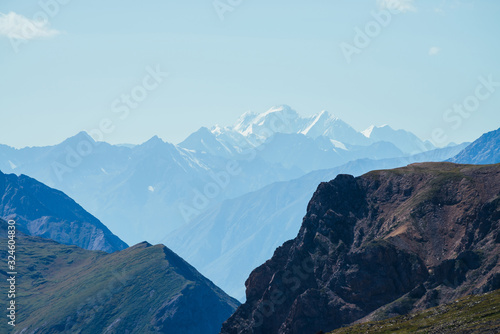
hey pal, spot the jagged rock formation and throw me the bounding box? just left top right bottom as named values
left=221, top=162, right=500, bottom=334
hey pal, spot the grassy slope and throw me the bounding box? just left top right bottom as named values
left=329, top=289, right=500, bottom=334
left=0, top=231, right=237, bottom=333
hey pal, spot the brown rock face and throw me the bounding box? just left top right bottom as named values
left=220, top=163, right=500, bottom=334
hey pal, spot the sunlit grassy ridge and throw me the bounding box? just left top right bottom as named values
left=329, top=289, right=500, bottom=334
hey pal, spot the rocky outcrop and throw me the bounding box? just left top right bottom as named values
left=0, top=170, right=127, bottom=252
left=221, top=162, right=500, bottom=334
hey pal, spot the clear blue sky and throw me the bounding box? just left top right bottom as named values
left=1, top=0, right=499, bottom=148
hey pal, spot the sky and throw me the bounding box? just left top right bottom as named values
left=1, top=0, right=499, bottom=148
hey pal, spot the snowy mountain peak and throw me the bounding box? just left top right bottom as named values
left=233, top=111, right=257, bottom=132
left=260, top=105, right=298, bottom=119
left=300, top=110, right=339, bottom=137
left=180, top=106, right=434, bottom=156
left=362, top=124, right=390, bottom=138
left=249, top=105, right=297, bottom=126
left=362, top=125, right=435, bottom=154
left=315, top=109, right=337, bottom=120
left=230, top=105, right=301, bottom=139
left=362, top=125, right=376, bottom=138
left=211, top=125, right=223, bottom=135
left=309, top=110, right=338, bottom=124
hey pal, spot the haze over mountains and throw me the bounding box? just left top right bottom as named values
left=1, top=131, right=498, bottom=333
left=448, top=127, right=500, bottom=165
left=0, top=108, right=498, bottom=332
left=2, top=106, right=493, bottom=302
left=165, top=143, right=468, bottom=301
left=0, top=106, right=437, bottom=246
left=0, top=131, right=301, bottom=244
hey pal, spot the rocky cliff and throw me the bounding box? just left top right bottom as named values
left=221, top=162, right=500, bottom=334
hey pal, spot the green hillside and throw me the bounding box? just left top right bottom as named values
left=0, top=219, right=238, bottom=334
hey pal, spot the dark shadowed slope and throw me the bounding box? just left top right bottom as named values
left=0, top=170, right=127, bottom=252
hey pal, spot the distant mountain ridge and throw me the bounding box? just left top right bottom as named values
left=0, top=170, right=127, bottom=252
left=448, top=127, right=500, bottom=164
left=0, top=131, right=302, bottom=244
left=182, top=105, right=434, bottom=157
left=0, top=106, right=438, bottom=245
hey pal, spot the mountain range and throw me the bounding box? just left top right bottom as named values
left=0, top=131, right=301, bottom=244
left=0, top=110, right=498, bottom=332
left=198, top=106, right=434, bottom=155
left=2, top=107, right=496, bottom=303
left=0, top=106, right=437, bottom=246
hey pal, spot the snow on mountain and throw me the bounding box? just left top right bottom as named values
left=221, top=105, right=369, bottom=147
left=0, top=131, right=303, bottom=245
left=361, top=124, right=377, bottom=137
left=200, top=106, right=429, bottom=154
left=300, top=110, right=370, bottom=146
left=254, top=133, right=405, bottom=173
left=0, top=106, right=438, bottom=247
left=179, top=127, right=237, bottom=159
left=233, top=105, right=300, bottom=137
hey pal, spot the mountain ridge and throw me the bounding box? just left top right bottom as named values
left=0, top=218, right=239, bottom=334
left=449, top=127, right=500, bottom=164
left=199, top=105, right=434, bottom=156
left=0, top=170, right=127, bottom=252
left=221, top=162, right=500, bottom=333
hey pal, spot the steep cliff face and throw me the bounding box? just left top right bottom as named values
left=221, top=163, right=500, bottom=334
